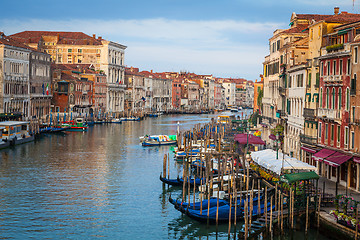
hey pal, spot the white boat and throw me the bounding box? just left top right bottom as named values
left=0, top=121, right=34, bottom=146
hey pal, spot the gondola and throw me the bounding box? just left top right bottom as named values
left=183, top=200, right=273, bottom=224
left=159, top=175, right=182, bottom=186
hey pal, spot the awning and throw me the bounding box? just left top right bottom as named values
left=280, top=171, right=319, bottom=184
left=323, top=151, right=352, bottom=167
left=269, top=134, right=276, bottom=140
left=234, top=133, right=265, bottom=145
left=312, top=148, right=336, bottom=162
left=354, top=156, right=360, bottom=164
left=338, top=28, right=352, bottom=35
left=301, top=146, right=317, bottom=154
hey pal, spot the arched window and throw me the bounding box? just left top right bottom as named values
left=332, top=87, right=335, bottom=109
left=346, top=87, right=350, bottom=111
left=326, top=88, right=330, bottom=108
left=320, top=88, right=323, bottom=107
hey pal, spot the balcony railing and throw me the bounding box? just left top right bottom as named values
left=304, top=108, right=316, bottom=119
left=317, top=108, right=341, bottom=121
left=300, top=134, right=317, bottom=145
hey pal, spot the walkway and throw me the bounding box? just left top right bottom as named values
left=318, top=176, right=360, bottom=202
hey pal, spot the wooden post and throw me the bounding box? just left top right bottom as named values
left=318, top=191, right=321, bottom=228
left=163, top=154, right=167, bottom=179
left=356, top=207, right=358, bottom=240
left=281, top=193, right=283, bottom=234
left=258, top=180, right=261, bottom=216
left=265, top=186, right=268, bottom=230
left=228, top=193, right=232, bottom=238
left=291, top=190, right=294, bottom=230
left=244, top=196, right=248, bottom=240
left=270, top=195, right=273, bottom=234
left=249, top=190, right=253, bottom=232
left=305, top=196, right=309, bottom=234
left=167, top=153, right=170, bottom=179
left=277, top=190, right=281, bottom=229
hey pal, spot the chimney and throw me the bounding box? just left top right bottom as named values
left=98, top=36, right=102, bottom=40
left=334, top=7, right=339, bottom=15
left=92, top=34, right=96, bottom=39
left=151, top=70, right=153, bottom=73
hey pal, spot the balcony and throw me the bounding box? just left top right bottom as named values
left=300, top=134, right=317, bottom=145
left=317, top=108, right=341, bottom=121
left=278, top=86, right=286, bottom=95
left=304, top=108, right=316, bottom=119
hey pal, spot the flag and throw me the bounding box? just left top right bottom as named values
left=42, top=83, right=45, bottom=95
left=46, top=83, right=49, bottom=95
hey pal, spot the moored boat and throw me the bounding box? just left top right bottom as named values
left=0, top=121, right=34, bottom=146
left=63, top=118, right=88, bottom=131
left=142, top=139, right=177, bottom=146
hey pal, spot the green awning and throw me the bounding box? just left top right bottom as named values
left=280, top=171, right=319, bottom=184
left=338, top=28, right=352, bottom=35
left=301, top=28, right=309, bottom=32
left=306, top=93, right=311, bottom=102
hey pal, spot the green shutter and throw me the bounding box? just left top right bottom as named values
left=316, top=72, right=320, bottom=86
left=308, top=73, right=311, bottom=87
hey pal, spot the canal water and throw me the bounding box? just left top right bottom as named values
left=0, top=112, right=331, bottom=239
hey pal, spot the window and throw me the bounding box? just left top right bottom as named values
left=325, top=123, right=328, bottom=140
left=67, top=55, right=72, bottom=63
left=352, top=74, right=357, bottom=91
left=68, top=49, right=72, bottom=53
left=316, top=72, right=320, bottom=87
left=346, top=87, right=350, bottom=111
left=347, top=58, right=351, bottom=74
left=327, top=61, right=330, bottom=75
left=338, top=89, right=342, bottom=109
left=352, top=131, right=355, bottom=149
left=333, top=60, right=336, bottom=75
left=345, top=126, right=349, bottom=148
left=355, top=47, right=358, bottom=64
left=77, top=55, right=82, bottom=63
left=319, top=122, right=322, bottom=138
left=78, top=49, right=82, bottom=53
left=331, top=124, right=334, bottom=141
left=353, top=106, right=356, bottom=122
left=308, top=73, right=311, bottom=87
left=339, top=59, right=343, bottom=75
left=321, top=62, right=324, bottom=76
left=337, top=125, right=341, bottom=144
left=57, top=55, right=62, bottom=62
left=326, top=88, right=329, bottom=108
left=332, top=88, right=335, bottom=109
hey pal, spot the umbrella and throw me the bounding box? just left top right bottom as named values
left=234, top=133, right=265, bottom=145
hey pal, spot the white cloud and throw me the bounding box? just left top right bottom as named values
left=0, top=18, right=282, bottom=79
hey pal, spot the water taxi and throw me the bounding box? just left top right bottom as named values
left=0, top=121, right=34, bottom=146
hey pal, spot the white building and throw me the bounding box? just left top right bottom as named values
left=0, top=32, right=31, bottom=118
left=222, top=82, right=236, bottom=107
left=285, top=64, right=306, bottom=159
left=100, top=41, right=127, bottom=115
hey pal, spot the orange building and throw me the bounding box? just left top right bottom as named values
left=253, top=77, right=264, bottom=113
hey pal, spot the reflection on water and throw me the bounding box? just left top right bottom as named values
left=0, top=111, right=329, bottom=239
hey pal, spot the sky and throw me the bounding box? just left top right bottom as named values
left=1, top=0, right=360, bottom=80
